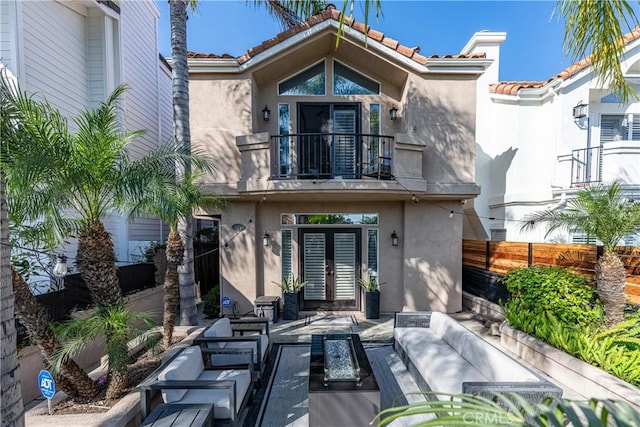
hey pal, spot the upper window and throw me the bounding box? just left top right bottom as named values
left=599, top=115, right=640, bottom=142
left=278, top=61, right=325, bottom=96
left=333, top=61, right=380, bottom=95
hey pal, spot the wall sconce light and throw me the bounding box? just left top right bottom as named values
left=391, top=230, right=399, bottom=247
left=390, top=106, right=398, bottom=121
left=262, top=230, right=270, bottom=247
left=449, top=211, right=454, bottom=218
left=52, top=255, right=68, bottom=277
left=262, top=105, right=271, bottom=122
left=572, top=101, right=587, bottom=121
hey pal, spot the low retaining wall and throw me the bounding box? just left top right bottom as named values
left=500, top=322, right=640, bottom=410
left=19, top=286, right=164, bottom=404
left=462, top=291, right=505, bottom=321
left=25, top=326, right=204, bottom=427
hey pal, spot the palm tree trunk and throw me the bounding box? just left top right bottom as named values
left=595, top=252, right=627, bottom=327
left=76, top=220, right=122, bottom=307
left=170, top=0, right=198, bottom=326
left=12, top=270, right=97, bottom=397
left=162, top=231, right=183, bottom=349
left=105, top=368, right=128, bottom=401
left=0, top=172, right=24, bottom=426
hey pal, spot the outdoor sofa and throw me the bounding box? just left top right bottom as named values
left=194, top=317, right=271, bottom=382
left=393, top=311, right=563, bottom=404
left=139, top=345, right=255, bottom=426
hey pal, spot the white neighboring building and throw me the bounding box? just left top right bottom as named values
left=0, top=0, right=172, bottom=272
left=463, top=29, right=640, bottom=244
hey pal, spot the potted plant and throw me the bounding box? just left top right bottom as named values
left=359, top=272, right=383, bottom=319
left=275, top=276, right=306, bottom=320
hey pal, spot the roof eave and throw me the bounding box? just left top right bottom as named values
left=489, top=78, right=563, bottom=103
left=423, top=58, right=492, bottom=75
left=188, top=58, right=241, bottom=73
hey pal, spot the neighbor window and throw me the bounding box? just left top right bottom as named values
left=278, top=61, right=325, bottom=95
left=333, top=60, right=380, bottom=95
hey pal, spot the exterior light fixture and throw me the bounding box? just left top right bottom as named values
left=390, top=106, right=398, bottom=121
left=262, top=230, right=270, bottom=247
left=572, top=101, right=588, bottom=120
left=262, top=105, right=271, bottom=122
left=449, top=211, right=454, bottom=218
left=52, top=255, right=68, bottom=277
left=391, top=230, right=399, bottom=247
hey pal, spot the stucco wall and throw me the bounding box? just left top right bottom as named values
left=211, top=200, right=462, bottom=315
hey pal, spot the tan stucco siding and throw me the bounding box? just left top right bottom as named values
left=405, top=75, right=477, bottom=184
left=209, top=199, right=462, bottom=315
left=190, top=77, right=253, bottom=190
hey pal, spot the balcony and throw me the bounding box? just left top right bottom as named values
left=561, top=141, right=640, bottom=188
left=270, top=133, right=395, bottom=180
left=235, top=131, right=429, bottom=198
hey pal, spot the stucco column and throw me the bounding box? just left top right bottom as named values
left=235, top=132, right=270, bottom=192
left=402, top=202, right=463, bottom=313
left=394, top=133, right=427, bottom=193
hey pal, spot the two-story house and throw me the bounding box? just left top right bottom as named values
left=187, top=5, right=491, bottom=316
left=0, top=0, right=172, bottom=273
left=468, top=28, right=640, bottom=244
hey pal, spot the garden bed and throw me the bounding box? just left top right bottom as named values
left=25, top=326, right=204, bottom=427
left=500, top=322, right=640, bottom=410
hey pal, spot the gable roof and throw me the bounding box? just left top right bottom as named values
left=490, top=27, right=640, bottom=96
left=187, top=5, right=486, bottom=69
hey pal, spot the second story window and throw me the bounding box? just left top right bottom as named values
left=600, top=114, right=640, bottom=142
left=278, top=61, right=325, bottom=96
left=333, top=60, right=380, bottom=95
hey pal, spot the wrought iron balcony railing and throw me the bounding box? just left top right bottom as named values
left=571, top=146, right=601, bottom=187
left=270, top=133, right=395, bottom=180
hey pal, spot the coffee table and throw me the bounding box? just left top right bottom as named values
left=308, top=333, right=379, bottom=426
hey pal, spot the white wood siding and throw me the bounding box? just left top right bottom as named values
left=120, top=0, right=161, bottom=160
left=22, top=1, right=88, bottom=117
left=86, top=13, right=106, bottom=109
left=0, top=0, right=17, bottom=72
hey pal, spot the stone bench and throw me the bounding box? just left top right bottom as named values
left=393, top=311, right=563, bottom=404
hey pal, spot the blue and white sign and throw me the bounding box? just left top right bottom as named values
left=221, top=296, right=232, bottom=308
left=38, top=370, right=55, bottom=399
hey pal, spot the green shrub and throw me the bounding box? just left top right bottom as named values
left=501, top=266, right=603, bottom=325
left=202, top=286, right=220, bottom=319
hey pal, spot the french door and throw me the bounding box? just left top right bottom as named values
left=297, top=103, right=361, bottom=179
left=300, top=228, right=360, bottom=310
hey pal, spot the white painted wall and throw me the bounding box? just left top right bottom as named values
left=473, top=35, right=640, bottom=244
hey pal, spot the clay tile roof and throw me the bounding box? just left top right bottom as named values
left=490, top=26, right=640, bottom=96
left=190, top=4, right=487, bottom=68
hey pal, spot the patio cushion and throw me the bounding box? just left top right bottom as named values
left=178, top=369, right=252, bottom=420
left=210, top=334, right=269, bottom=366
left=158, top=345, right=203, bottom=403
left=203, top=318, right=233, bottom=348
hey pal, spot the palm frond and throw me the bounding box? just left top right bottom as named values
left=556, top=0, right=640, bottom=103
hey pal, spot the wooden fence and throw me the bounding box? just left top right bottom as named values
left=462, top=240, right=640, bottom=304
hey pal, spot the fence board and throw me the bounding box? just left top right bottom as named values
left=463, top=239, right=640, bottom=304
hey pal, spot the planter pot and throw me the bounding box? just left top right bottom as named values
left=364, top=291, right=380, bottom=319
left=282, top=292, right=299, bottom=320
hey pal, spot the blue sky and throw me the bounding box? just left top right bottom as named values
left=156, top=1, right=574, bottom=82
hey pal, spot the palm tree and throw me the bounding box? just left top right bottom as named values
left=131, top=172, right=224, bottom=349
left=0, top=172, right=25, bottom=427
left=521, top=181, right=640, bottom=327
left=167, top=0, right=328, bottom=326
left=1, top=74, right=205, bottom=398
left=52, top=302, right=158, bottom=400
